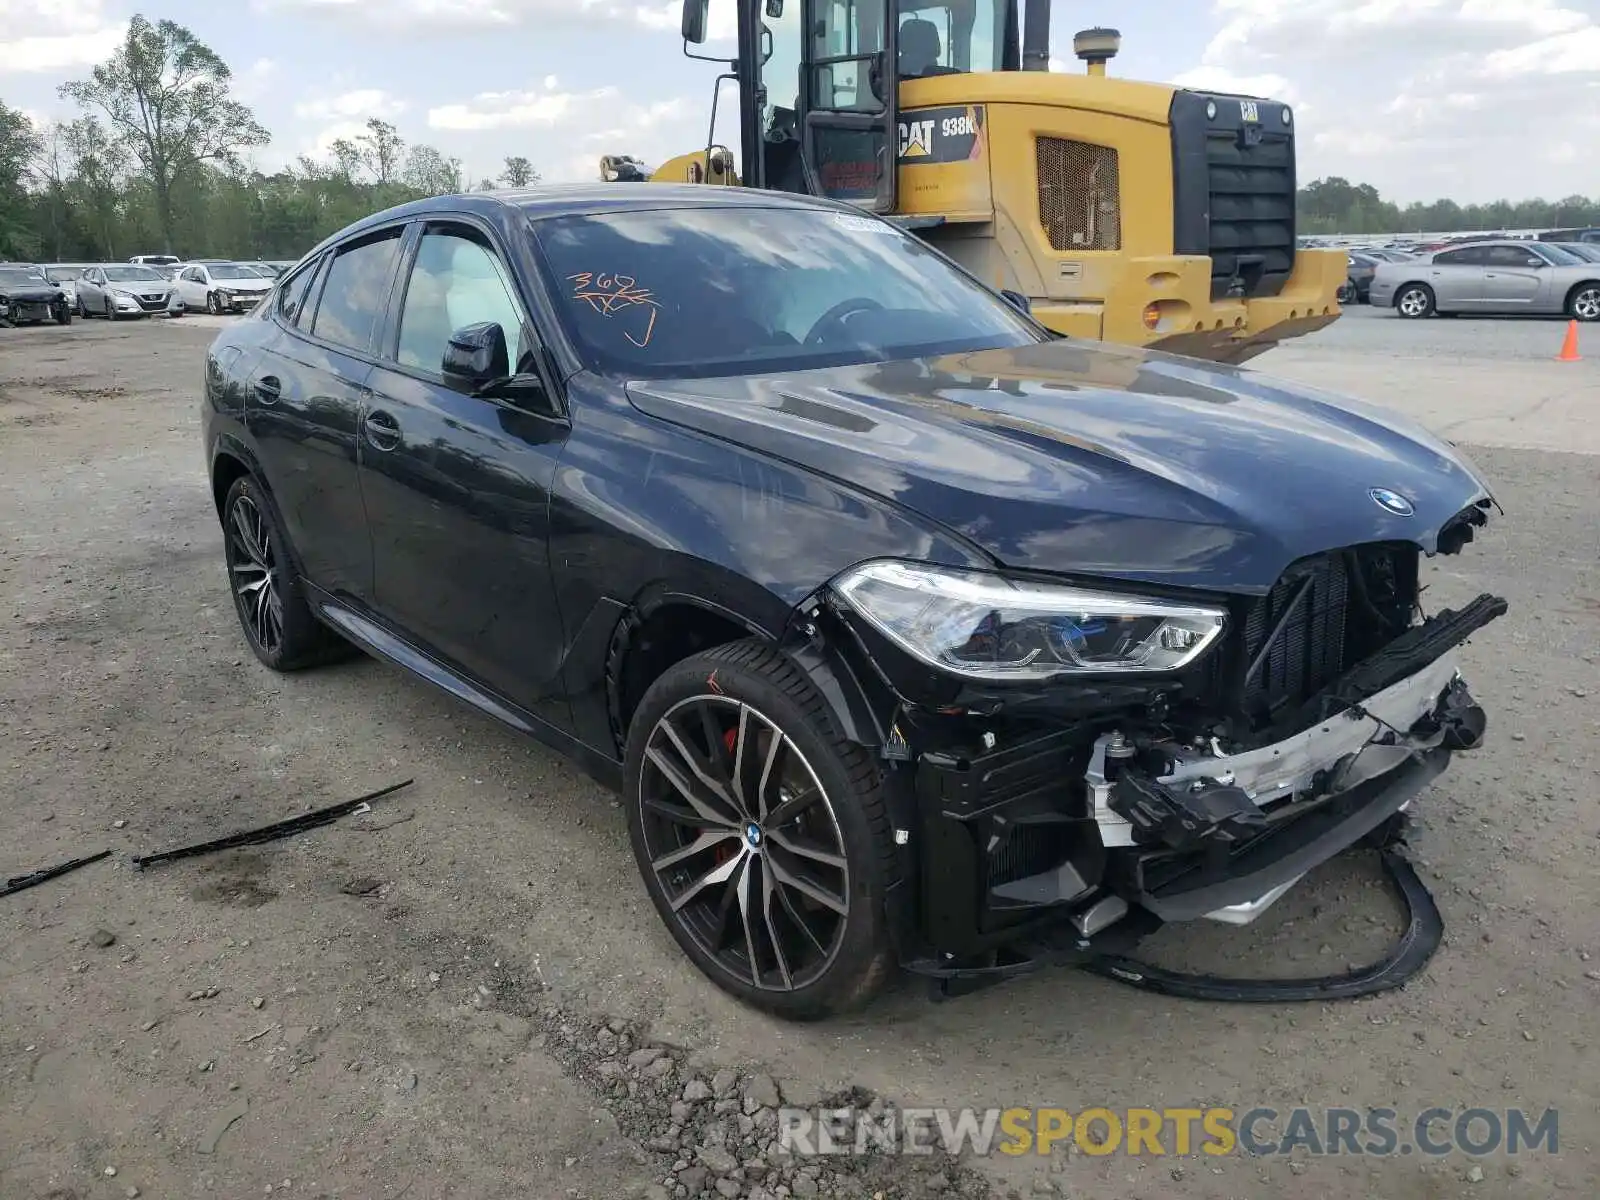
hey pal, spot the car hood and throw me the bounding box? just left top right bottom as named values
left=0, top=282, right=62, bottom=301
left=625, top=340, right=1495, bottom=594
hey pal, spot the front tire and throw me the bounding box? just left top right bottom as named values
left=220, top=475, right=349, bottom=672
left=206, top=291, right=222, bottom=315
left=1395, top=284, right=1435, bottom=319
left=1336, top=279, right=1357, bottom=305
left=55, top=304, right=71, bottom=326
left=1568, top=283, right=1600, bottom=322
left=624, top=639, right=897, bottom=1020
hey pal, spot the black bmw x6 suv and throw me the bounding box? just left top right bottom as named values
left=201, top=185, right=1504, bottom=1019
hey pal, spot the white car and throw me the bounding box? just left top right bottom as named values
left=173, top=262, right=276, bottom=314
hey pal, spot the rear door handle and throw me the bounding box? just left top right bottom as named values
left=253, top=375, right=281, bottom=404
left=363, top=408, right=402, bottom=451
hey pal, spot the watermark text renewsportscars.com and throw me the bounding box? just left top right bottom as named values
left=775, top=1106, right=1559, bottom=1159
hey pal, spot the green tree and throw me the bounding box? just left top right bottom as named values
left=357, top=119, right=404, bottom=186
left=64, top=116, right=130, bottom=259
left=500, top=155, right=538, bottom=187
left=0, top=100, right=43, bottom=257
left=402, top=143, right=463, bottom=195
left=58, top=15, right=270, bottom=253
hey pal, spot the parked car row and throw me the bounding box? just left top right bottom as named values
left=1338, top=248, right=1419, bottom=305
left=0, top=258, right=297, bottom=327
left=1369, top=240, right=1600, bottom=320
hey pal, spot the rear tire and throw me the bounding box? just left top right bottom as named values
left=623, top=639, right=897, bottom=1020
left=1395, top=284, right=1435, bottom=319
left=1567, top=283, right=1600, bottom=322
left=219, top=475, right=352, bottom=672
left=1336, top=279, right=1357, bottom=305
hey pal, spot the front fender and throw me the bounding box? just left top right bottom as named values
left=549, top=376, right=986, bottom=755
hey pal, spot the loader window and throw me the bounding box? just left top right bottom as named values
left=898, top=0, right=1004, bottom=76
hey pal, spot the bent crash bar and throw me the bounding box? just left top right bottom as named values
left=1086, top=650, right=1470, bottom=926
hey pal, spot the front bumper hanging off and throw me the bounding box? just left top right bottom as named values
left=897, top=594, right=1502, bottom=1003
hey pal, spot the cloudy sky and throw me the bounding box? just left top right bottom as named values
left=2, top=0, right=1597, bottom=202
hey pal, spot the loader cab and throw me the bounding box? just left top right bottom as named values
left=680, top=0, right=1023, bottom=212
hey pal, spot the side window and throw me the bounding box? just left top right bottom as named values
left=1433, top=248, right=1482, bottom=266
left=1486, top=245, right=1540, bottom=267
left=395, top=226, right=530, bottom=375
left=276, top=257, right=321, bottom=326
left=311, top=229, right=404, bottom=353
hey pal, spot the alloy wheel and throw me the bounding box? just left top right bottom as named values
left=1398, top=288, right=1428, bottom=317
left=1573, top=287, right=1600, bottom=321
left=225, top=494, right=284, bottom=655
left=638, top=695, right=850, bottom=993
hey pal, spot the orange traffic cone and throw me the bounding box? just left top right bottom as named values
left=1557, top=319, right=1581, bottom=361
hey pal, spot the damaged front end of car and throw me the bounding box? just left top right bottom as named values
left=779, top=499, right=1506, bottom=996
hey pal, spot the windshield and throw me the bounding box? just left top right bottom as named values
left=1555, top=242, right=1600, bottom=262
left=46, top=266, right=87, bottom=280
left=103, top=266, right=165, bottom=282
left=529, top=205, right=1039, bottom=379
left=136, top=256, right=179, bottom=265
left=208, top=264, right=260, bottom=280
left=1536, top=243, right=1584, bottom=265
left=0, top=267, right=48, bottom=286
left=899, top=0, right=1008, bottom=73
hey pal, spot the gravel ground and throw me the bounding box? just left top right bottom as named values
left=1, top=312, right=1596, bottom=1200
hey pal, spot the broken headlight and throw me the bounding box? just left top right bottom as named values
left=833, top=560, right=1226, bottom=680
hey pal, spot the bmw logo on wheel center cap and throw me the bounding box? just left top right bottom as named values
left=745, top=823, right=763, bottom=848
left=1369, top=487, right=1414, bottom=517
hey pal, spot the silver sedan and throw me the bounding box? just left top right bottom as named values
left=74, top=263, right=185, bottom=319
left=1369, top=240, right=1600, bottom=322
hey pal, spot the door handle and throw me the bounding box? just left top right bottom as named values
left=363, top=409, right=402, bottom=451
left=253, top=375, right=281, bottom=404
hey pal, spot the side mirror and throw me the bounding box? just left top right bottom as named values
left=999, top=288, right=1032, bottom=315
left=1525, top=256, right=1544, bottom=267
left=681, top=0, right=708, bottom=43
left=441, top=322, right=508, bottom=390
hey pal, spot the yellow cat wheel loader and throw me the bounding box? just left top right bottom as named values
left=599, top=0, right=1344, bottom=364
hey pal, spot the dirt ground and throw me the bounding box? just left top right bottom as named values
left=1, top=314, right=1596, bottom=1200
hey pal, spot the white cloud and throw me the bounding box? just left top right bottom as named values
left=1179, top=0, right=1600, bottom=202
left=233, top=58, right=280, bottom=104
left=305, top=120, right=373, bottom=158
left=0, top=0, right=127, bottom=74
left=428, top=82, right=611, bottom=132
left=295, top=89, right=408, bottom=121
left=250, top=0, right=736, bottom=39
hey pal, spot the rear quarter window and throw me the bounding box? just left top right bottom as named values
left=310, top=230, right=404, bottom=353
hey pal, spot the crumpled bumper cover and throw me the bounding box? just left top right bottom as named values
left=1092, top=654, right=1487, bottom=924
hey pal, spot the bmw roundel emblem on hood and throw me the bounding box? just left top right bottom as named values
left=1369, top=487, right=1414, bottom=516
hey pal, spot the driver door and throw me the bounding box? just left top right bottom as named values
left=801, top=0, right=898, bottom=211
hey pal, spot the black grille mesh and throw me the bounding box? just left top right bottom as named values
left=1036, top=137, right=1122, bottom=252
left=1240, top=554, right=1350, bottom=718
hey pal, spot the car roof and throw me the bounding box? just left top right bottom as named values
left=314, top=184, right=855, bottom=255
